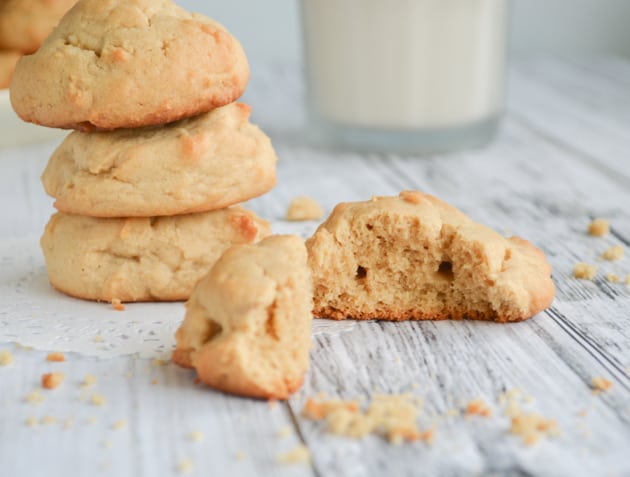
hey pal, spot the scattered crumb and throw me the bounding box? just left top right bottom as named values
left=124, top=371, right=134, bottom=379
left=46, top=352, right=65, bottom=362
left=152, top=358, right=168, bottom=367
left=25, top=416, right=38, bottom=427
left=445, top=408, right=460, bottom=417
left=592, top=377, right=613, bottom=394
left=42, top=372, right=65, bottom=389
left=112, top=419, right=127, bottom=430
left=87, top=416, right=98, bottom=425
left=91, top=393, right=107, bottom=406
left=275, top=445, right=310, bottom=464
left=602, top=245, right=624, bottom=261
left=81, top=374, right=97, bottom=389
left=577, top=409, right=588, bottom=417
left=62, top=418, right=74, bottom=430
left=588, top=218, right=609, bottom=237
left=177, top=458, right=194, bottom=474
left=510, top=413, right=560, bottom=445
left=41, top=415, right=57, bottom=425
left=286, top=196, right=324, bottom=221
left=465, top=399, right=492, bottom=417
left=276, top=426, right=292, bottom=438
left=0, top=350, right=14, bottom=366
left=93, top=335, right=104, bottom=343
left=234, top=451, right=247, bottom=461
left=25, top=390, right=45, bottom=404
left=188, top=431, right=204, bottom=443
left=573, top=263, right=597, bottom=280
left=302, top=394, right=429, bottom=444
left=102, top=440, right=112, bottom=449
left=606, top=273, right=620, bottom=283
left=111, top=298, right=125, bottom=311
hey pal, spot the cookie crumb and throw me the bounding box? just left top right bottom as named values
left=465, top=398, right=492, bottom=417
left=591, top=376, right=612, bottom=393
left=510, top=413, right=560, bottom=445
left=111, top=298, right=125, bottom=311
left=177, top=458, right=194, bottom=474
left=0, top=350, right=14, bottom=366
left=188, top=431, right=204, bottom=443
left=573, top=263, right=597, bottom=280
left=112, top=419, right=127, bottom=430
left=286, top=196, right=324, bottom=221
left=91, top=393, right=107, bottom=406
left=93, top=335, right=104, bottom=343
left=606, top=273, right=620, bottom=283
left=602, top=245, right=624, bottom=261
left=102, top=440, right=112, bottom=449
left=25, top=390, right=45, bottom=404
left=275, top=445, right=310, bottom=464
left=42, top=372, right=65, bottom=389
left=46, top=352, right=65, bottom=362
left=62, top=418, right=75, bottom=430
left=81, top=374, right=97, bottom=389
left=588, top=219, right=609, bottom=237
left=234, top=451, right=247, bottom=461
left=87, top=416, right=98, bottom=425
left=151, top=379, right=159, bottom=385
left=152, top=358, right=168, bottom=367
left=41, top=415, right=57, bottom=425
left=276, top=426, right=292, bottom=438
left=25, top=416, right=38, bottom=427
left=302, top=394, right=428, bottom=444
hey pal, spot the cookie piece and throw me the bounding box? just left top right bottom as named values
left=40, top=207, right=270, bottom=302
left=173, top=235, right=312, bottom=400
left=0, top=51, right=21, bottom=89
left=42, top=103, right=277, bottom=217
left=306, top=191, right=554, bottom=322
left=10, top=0, right=249, bottom=130
left=0, top=0, right=76, bottom=53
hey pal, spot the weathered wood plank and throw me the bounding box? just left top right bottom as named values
left=0, top=345, right=315, bottom=477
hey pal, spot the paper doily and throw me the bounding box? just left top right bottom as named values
left=0, top=232, right=355, bottom=360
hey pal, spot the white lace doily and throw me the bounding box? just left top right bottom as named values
left=0, top=232, right=355, bottom=360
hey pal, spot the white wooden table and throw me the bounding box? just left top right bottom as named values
left=1, top=58, right=629, bottom=477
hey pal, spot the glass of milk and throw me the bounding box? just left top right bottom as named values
left=301, top=0, right=509, bottom=153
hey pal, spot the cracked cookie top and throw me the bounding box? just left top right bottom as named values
left=41, top=103, right=278, bottom=217
left=10, top=0, right=249, bottom=130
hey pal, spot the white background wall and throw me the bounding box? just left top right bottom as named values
left=178, top=0, right=630, bottom=63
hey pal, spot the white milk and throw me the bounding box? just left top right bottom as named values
left=302, top=0, right=508, bottom=132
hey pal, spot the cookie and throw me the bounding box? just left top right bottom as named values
left=0, top=0, right=76, bottom=54
left=306, top=191, right=555, bottom=322
left=40, top=207, right=270, bottom=302
left=173, top=235, right=313, bottom=400
left=42, top=103, right=277, bottom=217
left=10, top=0, right=249, bottom=130
left=0, top=51, right=21, bottom=89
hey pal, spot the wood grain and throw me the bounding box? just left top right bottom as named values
left=1, top=59, right=629, bottom=477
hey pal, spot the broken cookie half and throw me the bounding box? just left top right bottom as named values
left=306, top=191, right=554, bottom=322
left=173, top=235, right=313, bottom=400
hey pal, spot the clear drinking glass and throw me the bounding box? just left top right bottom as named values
left=301, top=0, right=509, bottom=153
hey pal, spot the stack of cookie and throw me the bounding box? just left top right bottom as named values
left=10, top=0, right=277, bottom=303
left=0, top=0, right=76, bottom=88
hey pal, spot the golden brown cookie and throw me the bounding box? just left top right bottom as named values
left=40, top=207, right=270, bottom=302
left=10, top=0, right=249, bottom=130
left=42, top=103, right=277, bottom=217
left=0, top=0, right=76, bottom=53
left=306, top=191, right=554, bottom=322
left=0, top=51, right=21, bottom=89
left=173, top=235, right=313, bottom=400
